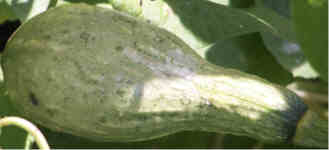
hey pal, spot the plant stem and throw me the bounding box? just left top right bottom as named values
left=24, top=134, right=35, bottom=150
left=0, top=117, right=50, bottom=150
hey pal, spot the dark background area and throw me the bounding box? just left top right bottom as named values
left=0, top=20, right=20, bottom=52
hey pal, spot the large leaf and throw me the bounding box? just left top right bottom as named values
left=1, top=0, right=113, bottom=22
left=253, top=0, right=319, bottom=79
left=3, top=0, right=51, bottom=22
left=92, top=0, right=296, bottom=54
left=205, top=33, right=293, bottom=85
left=49, top=0, right=299, bottom=63
left=292, top=0, right=328, bottom=82
left=105, top=0, right=301, bottom=83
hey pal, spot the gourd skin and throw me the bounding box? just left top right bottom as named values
left=2, top=4, right=307, bottom=142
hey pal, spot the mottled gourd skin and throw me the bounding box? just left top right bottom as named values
left=2, top=4, right=307, bottom=142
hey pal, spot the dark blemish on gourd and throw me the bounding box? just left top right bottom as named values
left=79, top=32, right=92, bottom=47
left=133, top=41, right=138, bottom=47
left=99, top=116, right=107, bottom=123
left=61, top=29, right=69, bottom=34
left=91, top=79, right=99, bottom=85
left=46, top=109, right=55, bottom=117
left=115, top=46, right=124, bottom=52
left=126, top=80, right=134, bottom=85
left=80, top=32, right=90, bottom=42
left=116, top=89, right=126, bottom=97
left=53, top=55, right=65, bottom=64
left=154, top=37, right=164, bottom=43
left=47, top=76, right=54, bottom=83
left=91, top=36, right=96, bottom=41
left=64, top=97, right=71, bottom=103
left=44, top=35, right=51, bottom=39
left=99, top=97, right=106, bottom=104
left=137, top=48, right=143, bottom=52
left=29, top=92, right=39, bottom=106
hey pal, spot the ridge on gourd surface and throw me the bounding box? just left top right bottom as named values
left=2, top=4, right=307, bottom=143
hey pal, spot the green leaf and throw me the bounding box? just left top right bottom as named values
left=104, top=0, right=297, bottom=53
left=108, top=0, right=142, bottom=17
left=308, top=0, right=327, bottom=7
left=229, top=0, right=254, bottom=8
left=245, top=6, right=296, bottom=42
left=255, top=0, right=290, bottom=18
left=104, top=0, right=304, bottom=85
left=292, top=0, right=328, bottom=82
left=3, top=0, right=52, bottom=22
left=292, top=62, right=319, bottom=79
left=254, top=0, right=319, bottom=79
left=0, top=0, right=17, bottom=23
left=259, top=32, right=319, bottom=79
left=205, top=33, right=293, bottom=85
left=45, top=0, right=301, bottom=73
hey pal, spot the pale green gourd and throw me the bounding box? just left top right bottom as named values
left=2, top=4, right=307, bottom=143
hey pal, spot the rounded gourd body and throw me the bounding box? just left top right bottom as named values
left=2, top=4, right=307, bottom=142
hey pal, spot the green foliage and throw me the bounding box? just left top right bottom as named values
left=0, top=0, right=16, bottom=23
left=109, top=0, right=142, bottom=16
left=0, top=0, right=52, bottom=22
left=107, top=0, right=294, bottom=85
left=254, top=0, right=319, bottom=79
left=308, top=0, right=327, bottom=7
left=206, top=33, right=293, bottom=85
left=292, top=0, right=328, bottom=82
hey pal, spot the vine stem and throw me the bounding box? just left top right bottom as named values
left=0, top=116, right=50, bottom=150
